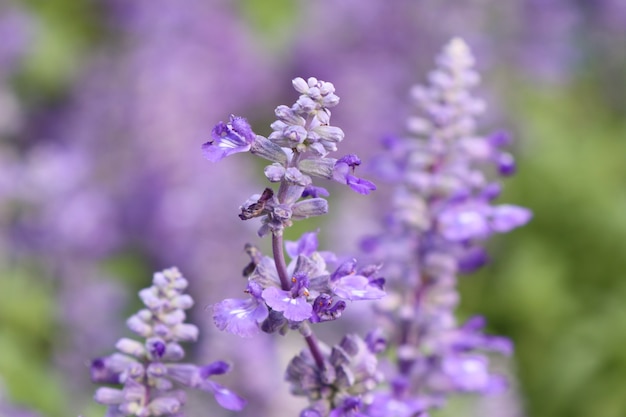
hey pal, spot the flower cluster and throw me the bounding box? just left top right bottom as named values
left=202, top=77, right=375, bottom=236
left=90, top=267, right=245, bottom=416
left=205, top=78, right=383, bottom=416
left=363, top=38, right=531, bottom=415
left=286, top=334, right=383, bottom=417
left=213, top=231, right=385, bottom=338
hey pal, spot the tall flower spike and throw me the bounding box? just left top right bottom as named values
left=364, top=38, right=531, bottom=416
left=206, top=78, right=383, bottom=416
left=91, top=267, right=246, bottom=416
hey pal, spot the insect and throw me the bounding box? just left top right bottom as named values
left=238, top=187, right=274, bottom=220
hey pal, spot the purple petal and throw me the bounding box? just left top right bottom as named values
left=346, top=175, right=377, bottom=195
left=229, top=115, right=256, bottom=143
left=337, top=154, right=362, bottom=168
left=457, top=247, right=490, bottom=273
left=202, top=117, right=255, bottom=162
left=285, top=231, right=319, bottom=258
left=332, top=161, right=350, bottom=183
left=212, top=297, right=268, bottom=338
left=302, top=184, right=330, bottom=198
left=438, top=206, right=490, bottom=241
left=442, top=355, right=491, bottom=392
left=496, top=152, right=516, bottom=176
left=332, top=275, right=386, bottom=301
left=490, top=205, right=532, bottom=232
left=262, top=287, right=312, bottom=322
left=201, top=380, right=247, bottom=411
left=487, top=130, right=512, bottom=147
left=199, top=361, right=230, bottom=378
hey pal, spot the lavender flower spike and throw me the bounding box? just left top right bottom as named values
left=206, top=77, right=383, bottom=416
left=91, top=267, right=246, bottom=415
left=364, top=38, right=531, bottom=416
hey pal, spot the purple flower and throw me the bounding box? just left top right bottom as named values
left=310, top=294, right=346, bottom=323
left=362, top=38, right=530, bottom=415
left=333, top=157, right=377, bottom=195
left=262, top=273, right=313, bottom=322
left=91, top=268, right=247, bottom=413
left=166, top=362, right=247, bottom=411
left=329, top=397, right=366, bottom=417
left=302, top=184, right=330, bottom=198
left=285, top=230, right=319, bottom=258
left=440, top=354, right=503, bottom=393
left=202, top=115, right=256, bottom=162
left=330, top=260, right=386, bottom=301
left=212, top=282, right=269, bottom=338
left=490, top=204, right=532, bottom=233
left=437, top=203, right=490, bottom=242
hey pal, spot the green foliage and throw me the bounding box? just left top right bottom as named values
left=0, top=267, right=66, bottom=416
left=460, top=83, right=626, bottom=417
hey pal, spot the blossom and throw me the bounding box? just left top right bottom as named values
left=212, top=282, right=269, bottom=338
left=333, top=155, right=377, bottom=195
left=330, top=260, right=386, bottom=301
left=262, top=272, right=313, bottom=322
left=202, top=115, right=256, bottom=162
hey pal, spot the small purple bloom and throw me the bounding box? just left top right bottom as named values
left=329, top=397, right=366, bottom=417
left=212, top=284, right=269, bottom=337
left=200, top=381, right=247, bottom=411
left=337, top=154, right=362, bottom=168
left=457, top=247, right=490, bottom=273
left=310, top=294, right=346, bottom=323
left=330, top=260, right=386, bottom=301
left=333, top=157, right=377, bottom=195
left=487, top=130, right=512, bottom=147
left=199, top=361, right=231, bottom=377
left=438, top=204, right=490, bottom=241
left=302, top=184, right=330, bottom=198
left=146, top=337, right=166, bottom=359
left=490, top=204, right=532, bottom=232
left=496, top=152, right=516, bottom=176
left=440, top=354, right=495, bottom=393
left=202, top=115, right=256, bottom=162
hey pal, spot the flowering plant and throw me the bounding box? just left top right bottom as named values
left=88, top=39, right=530, bottom=417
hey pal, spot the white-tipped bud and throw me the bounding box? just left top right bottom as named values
left=171, top=323, right=199, bottom=342
left=292, top=77, right=309, bottom=93
left=171, top=294, right=194, bottom=310
left=94, top=387, right=124, bottom=405
left=148, top=397, right=181, bottom=415
left=126, top=315, right=152, bottom=337
left=163, top=343, right=185, bottom=361
left=146, top=362, right=168, bottom=378
left=291, top=198, right=328, bottom=220
left=158, top=309, right=186, bottom=326
left=252, top=135, right=289, bottom=164
left=115, top=338, right=146, bottom=358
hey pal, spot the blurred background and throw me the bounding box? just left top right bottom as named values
left=1, top=0, right=625, bottom=416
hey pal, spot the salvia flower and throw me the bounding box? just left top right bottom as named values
left=91, top=267, right=246, bottom=415
left=363, top=38, right=531, bottom=414
left=212, top=231, right=385, bottom=338
left=202, top=115, right=257, bottom=162
left=206, top=78, right=383, bottom=417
